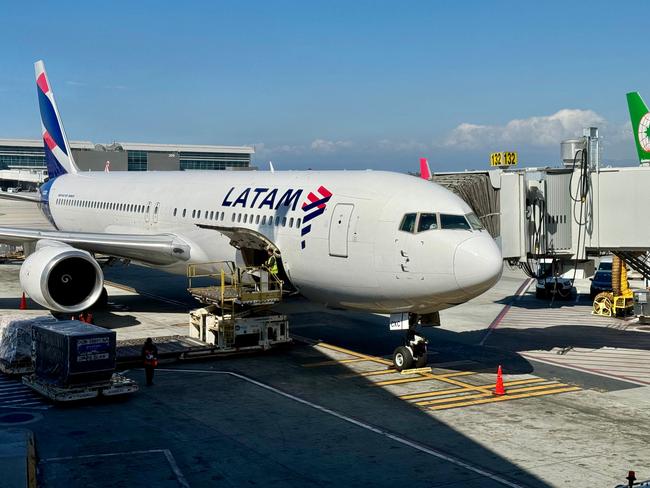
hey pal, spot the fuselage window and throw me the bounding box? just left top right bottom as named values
left=243, top=214, right=248, bottom=224
left=173, top=208, right=177, bottom=217
left=275, top=216, right=280, bottom=226
left=296, top=218, right=301, bottom=228
left=289, top=217, right=294, bottom=227
left=282, top=217, right=287, bottom=227
left=237, top=213, right=242, bottom=223
left=440, top=214, right=471, bottom=230
left=231, top=212, right=235, bottom=221
left=399, top=213, right=417, bottom=233
left=465, top=212, right=484, bottom=231
left=209, top=211, right=213, bottom=220
left=220, top=212, right=225, bottom=221
left=192, top=210, right=196, bottom=218
left=182, top=209, right=187, bottom=218
left=255, top=215, right=260, bottom=225
left=417, top=213, right=438, bottom=232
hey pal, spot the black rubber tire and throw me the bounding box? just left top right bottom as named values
left=393, top=346, right=414, bottom=372
left=415, top=353, right=428, bottom=368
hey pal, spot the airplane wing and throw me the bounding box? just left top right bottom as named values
left=0, top=192, right=42, bottom=203
left=0, top=227, right=191, bottom=265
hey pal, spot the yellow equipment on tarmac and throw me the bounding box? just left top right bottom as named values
left=592, top=256, right=634, bottom=317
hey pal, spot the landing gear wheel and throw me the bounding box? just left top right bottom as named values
left=393, top=346, right=414, bottom=372
left=593, top=292, right=613, bottom=317
left=415, top=353, right=428, bottom=368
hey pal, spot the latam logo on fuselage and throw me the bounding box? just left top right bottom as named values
left=222, top=187, right=303, bottom=211
left=222, top=185, right=333, bottom=250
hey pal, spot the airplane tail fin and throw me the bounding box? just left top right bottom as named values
left=626, top=92, right=650, bottom=163
left=419, top=158, right=431, bottom=180
left=35, top=60, right=79, bottom=178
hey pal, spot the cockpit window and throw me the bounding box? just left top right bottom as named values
left=466, top=212, right=484, bottom=230
left=417, top=213, right=438, bottom=232
left=440, top=214, right=471, bottom=230
left=399, top=213, right=417, bottom=233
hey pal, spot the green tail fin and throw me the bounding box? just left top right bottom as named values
left=626, top=92, right=650, bottom=163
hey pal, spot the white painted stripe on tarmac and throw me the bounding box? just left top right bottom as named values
left=523, top=353, right=650, bottom=386
left=158, top=368, right=525, bottom=488
left=43, top=449, right=190, bottom=488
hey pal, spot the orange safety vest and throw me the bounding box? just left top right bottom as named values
left=143, top=349, right=158, bottom=367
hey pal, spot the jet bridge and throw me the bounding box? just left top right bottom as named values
left=432, top=128, right=650, bottom=282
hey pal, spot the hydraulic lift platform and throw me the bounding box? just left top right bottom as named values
left=186, top=261, right=291, bottom=353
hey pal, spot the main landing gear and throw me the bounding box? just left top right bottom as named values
left=392, top=325, right=428, bottom=372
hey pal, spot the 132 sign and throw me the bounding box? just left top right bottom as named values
left=490, top=152, right=518, bottom=166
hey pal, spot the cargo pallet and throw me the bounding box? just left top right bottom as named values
left=22, top=373, right=138, bottom=402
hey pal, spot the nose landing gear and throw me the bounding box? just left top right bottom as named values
left=392, top=324, right=428, bottom=372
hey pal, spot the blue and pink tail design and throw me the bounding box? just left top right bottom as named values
left=35, top=60, right=79, bottom=179
left=300, top=186, right=332, bottom=249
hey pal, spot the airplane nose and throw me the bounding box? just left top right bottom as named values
left=453, top=235, right=503, bottom=297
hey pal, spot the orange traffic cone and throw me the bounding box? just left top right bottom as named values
left=19, top=292, right=27, bottom=310
left=493, top=365, right=506, bottom=396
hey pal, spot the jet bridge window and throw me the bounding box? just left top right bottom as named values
left=417, top=213, right=438, bottom=232
left=399, top=213, right=417, bottom=233
left=465, top=212, right=484, bottom=231
left=440, top=214, right=471, bottom=230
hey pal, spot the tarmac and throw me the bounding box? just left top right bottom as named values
left=0, top=197, right=649, bottom=487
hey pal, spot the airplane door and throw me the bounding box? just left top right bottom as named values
left=153, top=202, right=160, bottom=223
left=144, top=201, right=152, bottom=223
left=329, top=204, right=354, bottom=257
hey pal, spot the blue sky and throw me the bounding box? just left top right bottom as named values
left=0, top=1, right=645, bottom=172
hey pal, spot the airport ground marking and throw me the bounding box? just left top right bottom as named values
left=43, top=449, right=190, bottom=488
left=156, top=368, right=525, bottom=488
left=521, top=352, right=650, bottom=386
left=314, top=342, right=393, bottom=365
left=399, top=378, right=547, bottom=401
left=428, top=386, right=581, bottom=411
left=415, top=382, right=573, bottom=406
left=303, top=358, right=369, bottom=367
left=479, top=277, right=534, bottom=346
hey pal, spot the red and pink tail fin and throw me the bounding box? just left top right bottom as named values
left=419, top=158, right=431, bottom=180
left=35, top=60, right=79, bottom=179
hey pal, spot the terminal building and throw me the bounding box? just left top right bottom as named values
left=0, top=139, right=255, bottom=189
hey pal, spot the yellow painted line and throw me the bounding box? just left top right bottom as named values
left=416, top=383, right=571, bottom=406
left=303, top=358, right=369, bottom=367
left=315, top=342, right=393, bottom=365
left=399, top=378, right=547, bottom=400
left=400, top=367, right=432, bottom=375
left=374, top=371, right=481, bottom=388
left=428, top=386, right=581, bottom=411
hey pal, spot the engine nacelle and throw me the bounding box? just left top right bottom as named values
left=19, top=240, right=104, bottom=313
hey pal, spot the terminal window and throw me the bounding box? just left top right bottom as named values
left=127, top=151, right=148, bottom=171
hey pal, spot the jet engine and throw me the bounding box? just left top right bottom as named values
left=19, top=240, right=104, bottom=313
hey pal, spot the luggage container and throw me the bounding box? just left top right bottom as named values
left=32, top=321, right=116, bottom=387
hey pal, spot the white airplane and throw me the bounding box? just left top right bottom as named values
left=0, top=61, right=502, bottom=369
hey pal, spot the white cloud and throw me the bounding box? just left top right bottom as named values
left=310, top=138, right=354, bottom=153
left=442, top=109, right=606, bottom=148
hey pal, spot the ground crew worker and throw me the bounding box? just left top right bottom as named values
left=141, top=338, right=158, bottom=386
left=264, top=249, right=278, bottom=277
